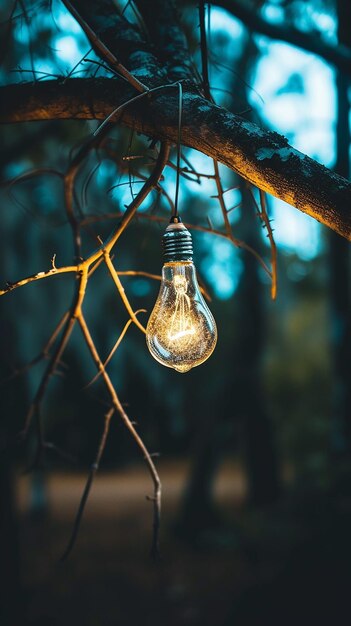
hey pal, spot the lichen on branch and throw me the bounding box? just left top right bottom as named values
left=1, top=78, right=350, bottom=240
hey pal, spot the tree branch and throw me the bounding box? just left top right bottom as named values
left=103, top=251, right=146, bottom=334
left=60, top=406, right=115, bottom=560
left=1, top=78, right=349, bottom=240
left=1, top=142, right=170, bottom=556
left=21, top=269, right=88, bottom=440
left=78, top=313, right=161, bottom=559
left=64, top=0, right=167, bottom=87
left=135, top=0, right=198, bottom=82
left=213, top=0, right=351, bottom=77
left=0, top=264, right=78, bottom=295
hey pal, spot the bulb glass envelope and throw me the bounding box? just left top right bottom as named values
left=146, top=261, right=217, bottom=372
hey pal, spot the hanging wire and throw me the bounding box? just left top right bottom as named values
left=92, top=79, right=183, bottom=217
left=173, top=81, right=183, bottom=219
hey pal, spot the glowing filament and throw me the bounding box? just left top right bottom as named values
left=168, top=275, right=195, bottom=345
left=146, top=263, right=217, bottom=373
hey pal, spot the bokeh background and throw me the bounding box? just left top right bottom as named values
left=0, top=1, right=350, bottom=625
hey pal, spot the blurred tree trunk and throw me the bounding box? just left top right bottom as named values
left=0, top=187, right=26, bottom=623
left=176, top=409, right=223, bottom=537
left=0, top=460, right=21, bottom=624
left=237, top=182, right=280, bottom=505
left=234, top=23, right=280, bottom=504
left=330, top=0, right=351, bottom=456
left=177, top=27, right=280, bottom=537
left=0, top=334, right=24, bottom=624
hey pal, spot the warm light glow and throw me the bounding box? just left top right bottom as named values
left=146, top=262, right=217, bottom=373
left=168, top=328, right=196, bottom=341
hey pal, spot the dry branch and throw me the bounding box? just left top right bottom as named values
left=1, top=141, right=170, bottom=557
left=81, top=209, right=272, bottom=277
left=60, top=406, right=115, bottom=560
left=103, top=252, right=146, bottom=334
left=78, top=313, right=161, bottom=559
left=2, top=0, right=345, bottom=561
left=20, top=269, right=88, bottom=439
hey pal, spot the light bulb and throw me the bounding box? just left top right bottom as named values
left=146, top=218, right=217, bottom=373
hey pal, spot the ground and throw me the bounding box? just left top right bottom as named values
left=16, top=460, right=252, bottom=626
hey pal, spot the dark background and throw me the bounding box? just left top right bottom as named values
left=0, top=1, right=350, bottom=625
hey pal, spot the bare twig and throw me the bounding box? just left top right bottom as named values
left=1, top=144, right=170, bottom=295
left=85, top=309, right=146, bottom=389
left=60, top=0, right=148, bottom=93
left=78, top=314, right=161, bottom=559
left=20, top=269, right=88, bottom=439
left=18, top=0, right=37, bottom=81
left=0, top=265, right=78, bottom=295
left=3, top=78, right=350, bottom=240
left=245, top=185, right=277, bottom=298
left=103, top=252, right=146, bottom=334
left=1, top=141, right=170, bottom=557
left=64, top=123, right=114, bottom=258
left=198, top=3, right=271, bottom=283
left=0, top=311, right=69, bottom=385
left=60, top=406, right=115, bottom=560
left=254, top=188, right=277, bottom=299
left=81, top=210, right=272, bottom=277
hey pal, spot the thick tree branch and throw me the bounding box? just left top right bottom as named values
left=64, top=0, right=167, bottom=87
left=1, top=78, right=350, bottom=240
left=135, top=0, right=198, bottom=82
left=61, top=0, right=148, bottom=92
left=213, top=0, right=351, bottom=77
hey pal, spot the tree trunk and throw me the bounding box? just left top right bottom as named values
left=177, top=30, right=279, bottom=537
left=330, top=0, right=351, bottom=456
left=0, top=311, right=24, bottom=624
left=237, top=183, right=280, bottom=505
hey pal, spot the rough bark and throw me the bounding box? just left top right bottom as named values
left=61, top=0, right=167, bottom=87
left=0, top=0, right=350, bottom=239
left=1, top=78, right=350, bottom=240
left=135, top=0, right=197, bottom=82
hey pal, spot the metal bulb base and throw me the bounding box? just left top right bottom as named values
left=162, top=217, right=193, bottom=263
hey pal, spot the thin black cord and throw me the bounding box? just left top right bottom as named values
left=173, top=81, right=183, bottom=218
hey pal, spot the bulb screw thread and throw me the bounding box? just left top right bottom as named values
left=163, top=218, right=193, bottom=262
